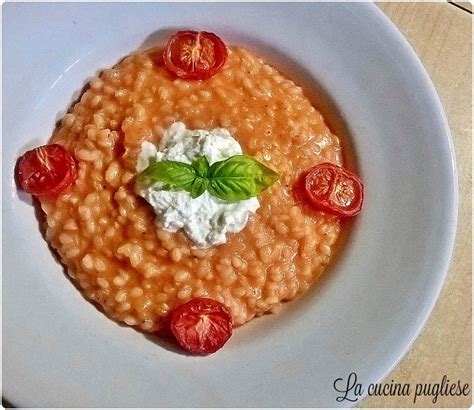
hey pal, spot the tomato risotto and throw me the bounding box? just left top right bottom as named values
left=17, top=31, right=364, bottom=353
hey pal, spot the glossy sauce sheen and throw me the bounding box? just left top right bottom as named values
left=39, top=46, right=343, bottom=331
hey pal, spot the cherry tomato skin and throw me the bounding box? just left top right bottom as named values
left=16, top=144, right=77, bottom=196
left=304, top=163, right=364, bottom=217
left=163, top=31, right=228, bottom=80
left=170, top=298, right=233, bottom=355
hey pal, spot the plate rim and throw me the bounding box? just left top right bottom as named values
left=354, top=3, right=458, bottom=404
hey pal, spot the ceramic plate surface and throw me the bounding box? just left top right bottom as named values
left=3, top=3, right=457, bottom=407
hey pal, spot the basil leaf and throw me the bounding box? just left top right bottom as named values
left=207, top=155, right=279, bottom=201
left=192, top=155, right=210, bottom=177
left=189, top=177, right=209, bottom=198
left=138, top=160, right=197, bottom=191
left=138, top=154, right=279, bottom=201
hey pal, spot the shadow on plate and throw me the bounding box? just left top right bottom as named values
left=29, top=197, right=186, bottom=355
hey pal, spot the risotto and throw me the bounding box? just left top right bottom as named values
left=17, top=31, right=364, bottom=353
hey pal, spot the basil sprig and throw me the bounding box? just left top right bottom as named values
left=138, top=154, right=279, bottom=201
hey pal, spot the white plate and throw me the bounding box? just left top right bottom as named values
left=3, top=3, right=457, bottom=407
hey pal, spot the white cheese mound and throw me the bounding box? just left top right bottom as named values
left=136, top=122, right=260, bottom=248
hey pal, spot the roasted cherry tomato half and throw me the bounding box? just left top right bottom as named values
left=304, top=163, right=364, bottom=217
left=170, top=298, right=233, bottom=355
left=16, top=144, right=77, bottom=196
left=163, top=31, right=228, bottom=80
